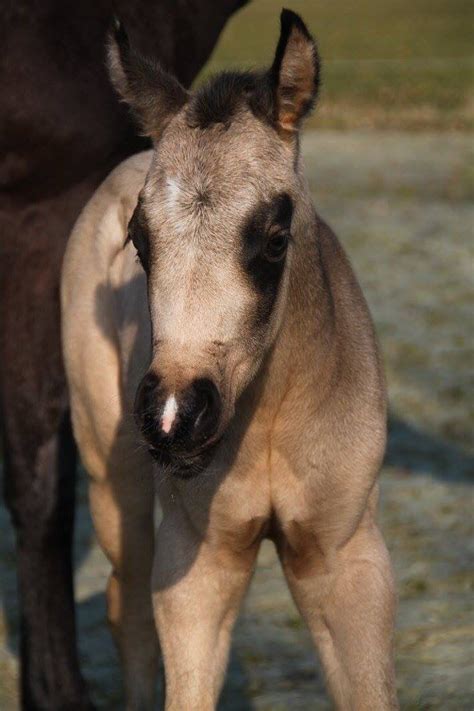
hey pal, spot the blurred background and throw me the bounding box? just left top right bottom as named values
left=206, top=0, right=472, bottom=131
left=1, top=1, right=472, bottom=708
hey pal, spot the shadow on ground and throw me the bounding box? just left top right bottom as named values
left=386, top=415, right=474, bottom=483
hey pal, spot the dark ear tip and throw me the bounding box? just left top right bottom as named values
left=280, top=8, right=298, bottom=23
left=280, top=8, right=311, bottom=39
left=111, top=15, right=129, bottom=51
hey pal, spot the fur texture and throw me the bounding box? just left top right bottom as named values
left=61, top=9, right=398, bottom=711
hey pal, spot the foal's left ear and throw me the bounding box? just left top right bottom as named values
left=107, top=20, right=188, bottom=139
left=270, top=9, right=320, bottom=134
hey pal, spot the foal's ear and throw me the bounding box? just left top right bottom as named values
left=270, top=9, right=320, bottom=133
left=107, top=20, right=188, bottom=139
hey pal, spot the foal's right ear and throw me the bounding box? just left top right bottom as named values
left=107, top=20, right=189, bottom=139
left=269, top=9, right=320, bottom=134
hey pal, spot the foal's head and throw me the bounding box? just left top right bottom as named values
left=109, top=9, right=320, bottom=475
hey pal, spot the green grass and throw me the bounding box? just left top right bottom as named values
left=198, top=0, right=474, bottom=130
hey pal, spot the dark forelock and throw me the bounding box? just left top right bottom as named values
left=185, top=71, right=273, bottom=130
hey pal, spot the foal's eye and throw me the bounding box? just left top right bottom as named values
left=128, top=226, right=149, bottom=270
left=264, top=231, right=290, bottom=262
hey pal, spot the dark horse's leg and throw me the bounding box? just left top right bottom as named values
left=3, top=415, right=87, bottom=710
left=0, top=184, right=99, bottom=710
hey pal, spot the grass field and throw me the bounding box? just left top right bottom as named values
left=201, top=0, right=474, bottom=130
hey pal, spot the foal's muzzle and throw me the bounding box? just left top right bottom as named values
left=134, top=372, right=222, bottom=475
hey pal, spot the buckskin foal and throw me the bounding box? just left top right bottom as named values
left=62, top=10, right=397, bottom=710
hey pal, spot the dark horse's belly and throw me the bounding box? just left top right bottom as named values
left=0, top=1, right=246, bottom=707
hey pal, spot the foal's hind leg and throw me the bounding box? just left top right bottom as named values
left=87, top=440, right=159, bottom=711
left=279, top=515, right=398, bottom=710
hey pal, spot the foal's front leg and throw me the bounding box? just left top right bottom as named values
left=152, top=509, right=259, bottom=711
left=88, top=454, right=159, bottom=710
left=280, top=514, right=398, bottom=710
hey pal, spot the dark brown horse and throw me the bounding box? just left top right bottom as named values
left=0, top=1, right=246, bottom=708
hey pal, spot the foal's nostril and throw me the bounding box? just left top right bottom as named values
left=134, top=372, right=161, bottom=426
left=189, top=378, right=221, bottom=444
left=142, top=412, right=154, bottom=431
left=194, top=385, right=211, bottom=426
left=134, top=372, right=221, bottom=459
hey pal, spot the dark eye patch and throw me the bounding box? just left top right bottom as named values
left=241, top=192, right=293, bottom=326
left=127, top=198, right=150, bottom=271
left=242, top=193, right=293, bottom=261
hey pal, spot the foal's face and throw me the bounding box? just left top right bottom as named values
left=131, top=114, right=296, bottom=467
left=110, top=10, right=319, bottom=474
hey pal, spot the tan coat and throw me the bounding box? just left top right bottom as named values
left=62, top=9, right=397, bottom=710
